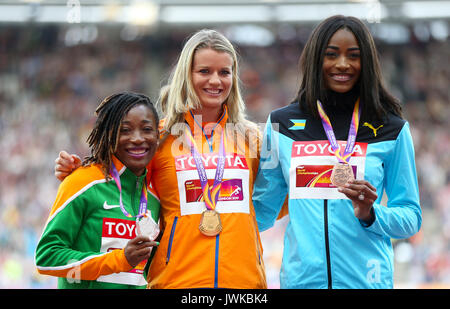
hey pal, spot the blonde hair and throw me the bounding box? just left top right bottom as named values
left=157, top=29, right=260, bottom=149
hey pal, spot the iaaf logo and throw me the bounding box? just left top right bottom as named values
left=291, top=140, right=367, bottom=157
left=175, top=153, right=248, bottom=171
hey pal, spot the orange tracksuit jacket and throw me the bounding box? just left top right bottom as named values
left=146, top=106, right=267, bottom=288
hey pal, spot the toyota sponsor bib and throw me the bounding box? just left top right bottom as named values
left=97, top=217, right=147, bottom=286
left=289, top=140, right=367, bottom=199
left=175, top=152, right=250, bottom=216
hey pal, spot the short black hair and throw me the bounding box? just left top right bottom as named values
left=83, top=91, right=159, bottom=178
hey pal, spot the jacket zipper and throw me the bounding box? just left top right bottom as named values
left=324, top=199, right=332, bottom=289
left=132, top=176, right=143, bottom=216
left=166, top=216, right=178, bottom=264
left=214, top=235, right=219, bottom=288
left=189, top=114, right=226, bottom=287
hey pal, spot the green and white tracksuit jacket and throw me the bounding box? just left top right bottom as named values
left=35, top=157, right=160, bottom=289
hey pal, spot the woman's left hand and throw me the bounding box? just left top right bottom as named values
left=338, top=179, right=377, bottom=222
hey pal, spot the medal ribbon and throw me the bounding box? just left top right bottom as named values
left=110, top=163, right=148, bottom=219
left=184, top=124, right=226, bottom=211
left=317, top=98, right=361, bottom=164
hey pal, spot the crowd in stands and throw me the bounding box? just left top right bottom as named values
left=0, top=24, right=448, bottom=288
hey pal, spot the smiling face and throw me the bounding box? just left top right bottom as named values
left=191, top=48, right=233, bottom=122
left=114, top=104, right=158, bottom=176
left=322, top=28, right=361, bottom=93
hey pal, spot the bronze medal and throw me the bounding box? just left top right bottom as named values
left=199, top=209, right=222, bottom=237
left=330, top=163, right=354, bottom=187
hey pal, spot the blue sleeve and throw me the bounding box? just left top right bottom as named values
left=365, top=122, right=422, bottom=239
left=253, top=115, right=288, bottom=232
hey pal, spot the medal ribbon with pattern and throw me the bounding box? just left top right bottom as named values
left=110, top=163, right=148, bottom=219
left=184, top=123, right=226, bottom=212
left=317, top=98, right=361, bottom=164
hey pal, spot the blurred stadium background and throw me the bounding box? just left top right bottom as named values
left=0, top=0, right=448, bottom=288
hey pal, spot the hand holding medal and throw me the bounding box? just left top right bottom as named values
left=317, top=98, right=377, bottom=223
left=124, top=235, right=158, bottom=268
left=337, top=179, right=377, bottom=222
left=110, top=164, right=161, bottom=267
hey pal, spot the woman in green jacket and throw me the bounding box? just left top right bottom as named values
left=35, top=92, right=160, bottom=288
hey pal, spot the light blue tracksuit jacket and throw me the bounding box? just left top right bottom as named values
left=253, top=100, right=422, bottom=289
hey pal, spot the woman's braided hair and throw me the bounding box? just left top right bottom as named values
left=83, top=91, right=158, bottom=178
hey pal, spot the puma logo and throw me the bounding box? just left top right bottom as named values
left=363, top=122, right=383, bottom=137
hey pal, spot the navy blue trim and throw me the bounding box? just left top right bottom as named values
left=272, top=101, right=405, bottom=144
left=189, top=110, right=226, bottom=153
left=214, top=234, right=220, bottom=288
left=166, top=216, right=178, bottom=264
left=210, top=110, right=226, bottom=140
left=324, top=200, right=332, bottom=289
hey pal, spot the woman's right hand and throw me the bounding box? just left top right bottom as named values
left=55, top=150, right=82, bottom=182
left=124, top=235, right=159, bottom=268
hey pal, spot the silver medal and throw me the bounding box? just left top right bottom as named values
left=136, top=211, right=160, bottom=241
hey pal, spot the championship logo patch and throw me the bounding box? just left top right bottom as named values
left=185, top=179, right=243, bottom=203
left=295, top=164, right=357, bottom=188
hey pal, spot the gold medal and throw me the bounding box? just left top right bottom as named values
left=199, top=209, right=222, bottom=237
left=330, top=163, right=354, bottom=187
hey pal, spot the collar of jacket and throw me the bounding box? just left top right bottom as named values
left=110, top=154, right=149, bottom=185
left=323, top=87, right=360, bottom=115
left=183, top=104, right=229, bottom=152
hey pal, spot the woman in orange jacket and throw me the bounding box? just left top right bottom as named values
left=54, top=29, right=267, bottom=289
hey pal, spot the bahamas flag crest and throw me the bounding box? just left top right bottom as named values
left=289, top=119, right=306, bottom=130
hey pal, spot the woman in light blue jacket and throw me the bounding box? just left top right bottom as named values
left=253, top=15, right=422, bottom=289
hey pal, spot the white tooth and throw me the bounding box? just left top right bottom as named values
left=334, top=75, right=350, bottom=80
left=129, top=149, right=145, bottom=154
